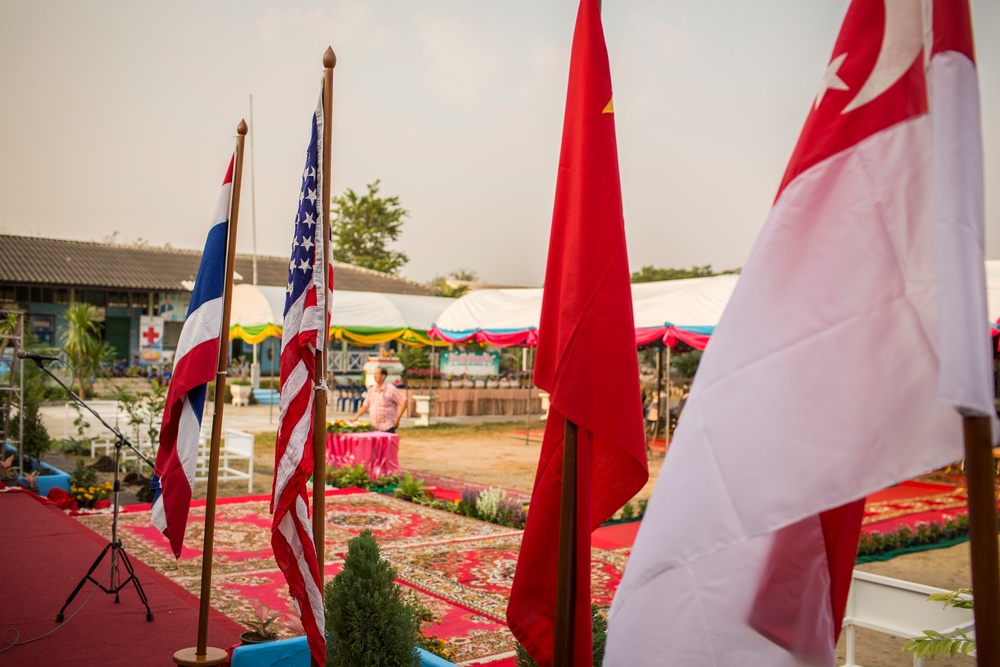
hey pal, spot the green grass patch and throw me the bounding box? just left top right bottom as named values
left=398, top=420, right=537, bottom=441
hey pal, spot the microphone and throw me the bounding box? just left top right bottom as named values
left=16, top=350, right=59, bottom=362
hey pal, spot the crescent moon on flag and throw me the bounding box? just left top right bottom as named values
left=841, top=0, right=923, bottom=114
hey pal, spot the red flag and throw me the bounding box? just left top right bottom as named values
left=506, top=0, right=648, bottom=664
left=606, top=1, right=993, bottom=665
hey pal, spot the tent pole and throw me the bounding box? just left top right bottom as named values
left=428, top=342, right=436, bottom=426
left=269, top=340, right=274, bottom=424
left=524, top=347, right=533, bottom=446
left=649, top=346, right=662, bottom=456
left=666, top=344, right=673, bottom=446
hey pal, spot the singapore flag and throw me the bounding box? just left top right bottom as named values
left=605, top=1, right=995, bottom=665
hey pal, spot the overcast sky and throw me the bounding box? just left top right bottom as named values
left=1, top=0, right=998, bottom=286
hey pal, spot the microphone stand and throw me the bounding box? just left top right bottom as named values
left=28, top=358, right=155, bottom=623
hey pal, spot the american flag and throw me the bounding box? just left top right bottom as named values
left=271, top=95, right=331, bottom=667
left=151, top=157, right=233, bottom=558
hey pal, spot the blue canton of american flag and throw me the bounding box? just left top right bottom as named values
left=284, top=116, right=325, bottom=319
left=271, top=94, right=331, bottom=667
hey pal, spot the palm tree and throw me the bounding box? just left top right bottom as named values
left=60, top=303, right=114, bottom=397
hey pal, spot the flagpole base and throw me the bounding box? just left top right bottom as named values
left=173, top=646, right=228, bottom=666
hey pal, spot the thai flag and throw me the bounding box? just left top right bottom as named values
left=151, top=158, right=233, bottom=558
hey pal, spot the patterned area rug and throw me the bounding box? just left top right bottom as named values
left=73, top=489, right=623, bottom=665
left=862, top=480, right=975, bottom=531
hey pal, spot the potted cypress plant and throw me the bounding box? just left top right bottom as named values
left=324, top=529, right=421, bottom=666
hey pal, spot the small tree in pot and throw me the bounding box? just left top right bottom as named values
left=324, top=529, right=420, bottom=666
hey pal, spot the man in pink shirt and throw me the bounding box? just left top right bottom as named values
left=350, top=367, right=406, bottom=433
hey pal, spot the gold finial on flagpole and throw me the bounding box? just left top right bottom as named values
left=324, top=47, right=336, bottom=69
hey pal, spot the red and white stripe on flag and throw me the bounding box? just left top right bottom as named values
left=271, top=93, right=331, bottom=667
left=605, top=1, right=995, bottom=665
left=150, top=157, right=233, bottom=558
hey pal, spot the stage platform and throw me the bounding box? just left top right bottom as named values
left=0, top=489, right=244, bottom=667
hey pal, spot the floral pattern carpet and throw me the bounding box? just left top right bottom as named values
left=861, top=480, right=975, bottom=531
left=73, top=489, right=627, bottom=665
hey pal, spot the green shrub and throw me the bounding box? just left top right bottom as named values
left=636, top=498, right=648, bottom=518
left=324, top=529, right=420, bottom=667
left=619, top=502, right=635, bottom=520
left=406, top=592, right=457, bottom=662
left=326, top=465, right=373, bottom=490
left=21, top=376, right=51, bottom=463
left=70, top=460, right=98, bottom=489
left=394, top=473, right=428, bottom=502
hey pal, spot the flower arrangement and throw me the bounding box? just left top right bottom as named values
left=453, top=486, right=527, bottom=529
left=71, top=480, right=113, bottom=509
left=326, top=419, right=373, bottom=434
left=68, top=461, right=112, bottom=508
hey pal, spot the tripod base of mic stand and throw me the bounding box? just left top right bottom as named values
left=55, top=539, right=154, bottom=623
left=173, top=646, right=228, bottom=666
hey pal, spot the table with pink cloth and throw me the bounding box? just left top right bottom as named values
left=325, top=431, right=400, bottom=478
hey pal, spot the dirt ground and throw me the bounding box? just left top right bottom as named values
left=51, top=415, right=984, bottom=666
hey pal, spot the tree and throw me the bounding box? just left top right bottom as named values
left=431, top=269, right=479, bottom=298
left=324, top=529, right=420, bottom=666
left=331, top=180, right=409, bottom=274
left=60, top=303, right=115, bottom=398
left=630, top=264, right=739, bottom=283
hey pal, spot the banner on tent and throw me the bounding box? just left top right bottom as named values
left=440, top=351, right=499, bottom=377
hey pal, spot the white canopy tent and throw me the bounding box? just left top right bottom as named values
left=430, top=274, right=741, bottom=348
left=229, top=284, right=453, bottom=346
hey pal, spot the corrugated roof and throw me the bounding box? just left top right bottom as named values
left=0, top=235, right=439, bottom=296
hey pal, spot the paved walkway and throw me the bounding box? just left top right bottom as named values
left=40, top=400, right=535, bottom=438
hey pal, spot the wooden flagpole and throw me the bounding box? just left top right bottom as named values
left=553, top=418, right=578, bottom=667
left=962, top=415, right=1000, bottom=665
left=310, top=48, right=336, bottom=643
left=173, top=119, right=247, bottom=667
left=553, top=3, right=601, bottom=663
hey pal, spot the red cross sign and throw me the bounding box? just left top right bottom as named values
left=142, top=326, right=160, bottom=345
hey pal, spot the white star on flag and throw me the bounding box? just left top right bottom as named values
left=815, top=52, right=849, bottom=109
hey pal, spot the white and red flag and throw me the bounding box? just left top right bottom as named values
left=151, top=157, right=233, bottom=558
left=606, top=1, right=995, bottom=665
left=271, top=94, right=332, bottom=667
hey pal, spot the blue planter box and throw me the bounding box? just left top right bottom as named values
left=230, top=636, right=456, bottom=667
left=27, top=460, right=72, bottom=496
left=5, top=444, right=72, bottom=496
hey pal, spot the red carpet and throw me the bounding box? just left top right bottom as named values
left=78, top=489, right=528, bottom=665
left=590, top=480, right=987, bottom=551
left=592, top=522, right=641, bottom=550
left=0, top=489, right=244, bottom=667
left=862, top=480, right=996, bottom=534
